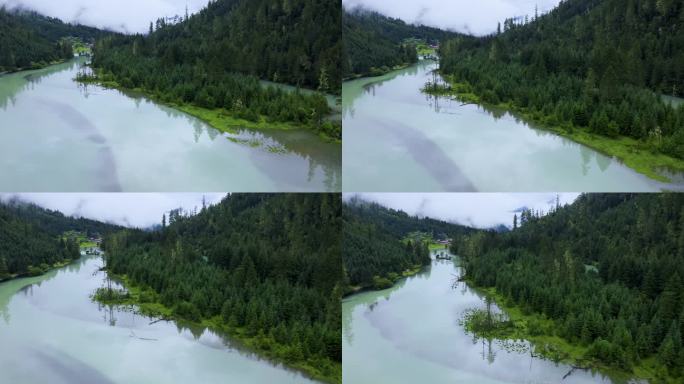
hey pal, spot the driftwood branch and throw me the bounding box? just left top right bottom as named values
left=129, top=330, right=157, bottom=341
left=562, top=365, right=590, bottom=380
left=148, top=317, right=171, bottom=325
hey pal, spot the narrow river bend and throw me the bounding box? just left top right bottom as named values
left=0, top=255, right=317, bottom=384
left=342, top=61, right=682, bottom=192
left=343, top=250, right=629, bottom=384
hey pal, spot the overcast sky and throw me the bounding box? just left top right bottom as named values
left=0, top=193, right=226, bottom=228
left=0, top=0, right=210, bottom=33
left=345, top=193, right=580, bottom=229
left=343, top=0, right=563, bottom=36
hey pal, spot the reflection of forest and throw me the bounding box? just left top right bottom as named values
left=87, top=79, right=341, bottom=191
left=0, top=255, right=88, bottom=325
left=0, top=59, right=82, bottom=110
left=342, top=264, right=431, bottom=347
left=480, top=338, right=496, bottom=365
left=181, top=115, right=341, bottom=191
left=342, top=61, right=424, bottom=118
left=344, top=61, right=636, bottom=187
left=248, top=128, right=341, bottom=191
left=0, top=58, right=341, bottom=191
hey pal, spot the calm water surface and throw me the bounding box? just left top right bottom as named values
left=343, top=250, right=640, bottom=384
left=343, top=61, right=682, bottom=192
left=0, top=59, right=340, bottom=192
left=0, top=255, right=317, bottom=384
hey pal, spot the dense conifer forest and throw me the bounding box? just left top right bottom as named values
left=437, top=0, right=684, bottom=159
left=343, top=197, right=473, bottom=290
left=88, top=0, right=341, bottom=138
left=101, top=194, right=342, bottom=383
left=0, top=7, right=103, bottom=72
left=0, top=199, right=120, bottom=280
left=342, top=8, right=457, bottom=78
left=454, top=194, right=684, bottom=381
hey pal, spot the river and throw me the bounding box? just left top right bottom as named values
left=0, top=255, right=318, bottom=384
left=342, top=61, right=682, bottom=192
left=0, top=59, right=340, bottom=192
left=342, top=249, right=635, bottom=384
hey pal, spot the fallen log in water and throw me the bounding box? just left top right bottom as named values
left=148, top=317, right=171, bottom=325
left=129, top=330, right=157, bottom=341
left=561, top=364, right=591, bottom=379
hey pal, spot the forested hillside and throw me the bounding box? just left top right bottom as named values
left=89, top=0, right=340, bottom=138
left=437, top=0, right=684, bottom=159
left=0, top=7, right=104, bottom=72
left=102, top=194, right=342, bottom=383
left=343, top=197, right=473, bottom=290
left=455, top=194, right=684, bottom=381
left=343, top=8, right=457, bottom=77
left=0, top=204, right=77, bottom=279
left=0, top=199, right=120, bottom=280
left=1, top=198, right=122, bottom=236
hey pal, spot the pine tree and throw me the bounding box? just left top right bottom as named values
left=318, top=67, right=329, bottom=93
left=0, top=256, right=8, bottom=279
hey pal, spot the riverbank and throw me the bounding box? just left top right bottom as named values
left=343, top=62, right=414, bottom=81
left=425, top=76, right=684, bottom=184
left=344, top=265, right=425, bottom=297
left=0, top=58, right=70, bottom=77
left=464, top=282, right=678, bottom=384
left=0, top=258, right=76, bottom=284
left=77, top=71, right=341, bottom=143
left=95, top=272, right=340, bottom=384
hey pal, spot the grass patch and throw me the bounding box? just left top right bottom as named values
left=79, top=241, right=97, bottom=249
left=174, top=104, right=301, bottom=133
left=460, top=307, right=516, bottom=339
left=61, top=230, right=99, bottom=249
left=429, top=242, right=449, bottom=251
left=92, top=287, right=130, bottom=304
left=424, top=76, right=684, bottom=184
left=93, top=273, right=341, bottom=384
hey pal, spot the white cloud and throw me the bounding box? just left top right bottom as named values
left=0, top=193, right=226, bottom=228
left=344, top=193, right=580, bottom=229
left=343, top=0, right=563, bottom=36
left=1, top=0, right=211, bottom=33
